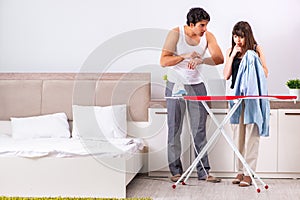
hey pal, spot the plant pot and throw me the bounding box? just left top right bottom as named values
left=289, top=89, right=300, bottom=101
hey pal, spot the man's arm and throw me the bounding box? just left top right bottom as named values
left=204, top=31, right=224, bottom=65
left=160, top=28, right=199, bottom=67
left=160, top=28, right=183, bottom=67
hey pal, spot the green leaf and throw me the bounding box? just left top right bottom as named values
left=162, top=74, right=168, bottom=81
left=286, top=79, right=300, bottom=89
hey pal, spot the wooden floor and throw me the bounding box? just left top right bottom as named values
left=127, top=174, right=300, bottom=200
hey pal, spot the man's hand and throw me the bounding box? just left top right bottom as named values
left=188, top=57, right=203, bottom=69
left=180, top=51, right=201, bottom=59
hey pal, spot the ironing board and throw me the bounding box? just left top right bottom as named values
left=170, top=95, right=297, bottom=193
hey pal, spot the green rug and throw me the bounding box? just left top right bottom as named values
left=0, top=198, right=151, bottom=200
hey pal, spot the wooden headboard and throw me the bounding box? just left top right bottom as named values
left=0, top=73, right=151, bottom=122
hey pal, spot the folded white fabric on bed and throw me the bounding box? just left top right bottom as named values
left=10, top=113, right=70, bottom=139
left=0, top=137, right=144, bottom=158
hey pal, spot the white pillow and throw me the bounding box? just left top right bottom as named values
left=11, top=113, right=71, bottom=139
left=72, top=104, right=127, bottom=139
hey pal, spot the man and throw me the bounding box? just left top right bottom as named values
left=160, top=7, right=224, bottom=182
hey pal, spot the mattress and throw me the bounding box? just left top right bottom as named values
left=0, top=134, right=144, bottom=158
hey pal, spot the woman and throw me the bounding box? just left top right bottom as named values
left=223, top=21, right=269, bottom=187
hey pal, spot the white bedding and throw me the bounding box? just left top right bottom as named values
left=0, top=134, right=144, bottom=158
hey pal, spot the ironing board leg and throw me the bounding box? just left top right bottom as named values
left=173, top=98, right=268, bottom=192
left=173, top=99, right=243, bottom=187
left=206, top=100, right=268, bottom=192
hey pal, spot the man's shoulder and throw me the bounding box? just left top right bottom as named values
left=205, top=31, right=213, bottom=38
left=168, top=27, right=180, bottom=38
left=205, top=31, right=217, bottom=43
left=171, top=27, right=180, bottom=33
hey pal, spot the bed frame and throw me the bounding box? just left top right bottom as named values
left=0, top=73, right=151, bottom=198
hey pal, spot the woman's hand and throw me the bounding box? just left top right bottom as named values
left=231, top=44, right=242, bottom=58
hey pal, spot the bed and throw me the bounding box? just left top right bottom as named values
left=0, top=73, right=151, bottom=198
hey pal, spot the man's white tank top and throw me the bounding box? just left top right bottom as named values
left=167, top=26, right=208, bottom=85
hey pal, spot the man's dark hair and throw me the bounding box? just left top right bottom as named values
left=186, top=7, right=210, bottom=25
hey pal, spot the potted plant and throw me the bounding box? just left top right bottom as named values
left=286, top=78, right=300, bottom=100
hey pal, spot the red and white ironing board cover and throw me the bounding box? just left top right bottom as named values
left=183, top=95, right=297, bottom=101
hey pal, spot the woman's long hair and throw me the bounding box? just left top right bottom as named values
left=230, top=21, right=259, bottom=57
